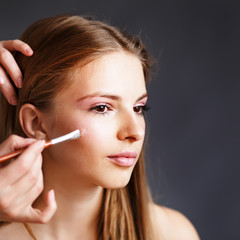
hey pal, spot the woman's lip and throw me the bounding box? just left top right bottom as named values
left=107, top=151, right=138, bottom=167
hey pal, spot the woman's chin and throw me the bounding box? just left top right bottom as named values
left=98, top=175, right=132, bottom=189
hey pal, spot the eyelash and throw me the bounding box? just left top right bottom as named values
left=89, top=104, right=150, bottom=115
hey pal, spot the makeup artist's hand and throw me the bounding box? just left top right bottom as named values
left=0, top=135, right=57, bottom=223
left=0, top=40, right=33, bottom=105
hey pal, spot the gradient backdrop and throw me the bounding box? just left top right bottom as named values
left=1, top=1, right=239, bottom=239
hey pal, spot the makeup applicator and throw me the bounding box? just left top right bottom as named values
left=0, top=129, right=85, bottom=163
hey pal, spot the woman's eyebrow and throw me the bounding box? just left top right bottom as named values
left=77, top=92, right=148, bottom=102
left=77, top=92, right=121, bottom=102
left=136, top=93, right=148, bottom=102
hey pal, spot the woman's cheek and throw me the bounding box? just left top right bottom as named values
left=81, top=118, right=113, bottom=146
left=55, top=111, right=116, bottom=153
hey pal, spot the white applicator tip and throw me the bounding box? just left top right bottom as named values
left=51, top=129, right=86, bottom=145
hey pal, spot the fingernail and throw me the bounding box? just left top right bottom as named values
left=10, top=96, right=17, bottom=105
left=17, top=77, right=23, bottom=88
left=38, top=140, right=46, bottom=151
left=26, top=47, right=33, bottom=55
left=49, top=189, right=55, bottom=201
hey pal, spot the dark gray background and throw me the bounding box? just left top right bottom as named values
left=1, top=1, right=240, bottom=239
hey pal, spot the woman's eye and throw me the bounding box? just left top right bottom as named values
left=133, top=105, right=150, bottom=114
left=90, top=104, right=110, bottom=114
left=134, top=106, right=143, bottom=113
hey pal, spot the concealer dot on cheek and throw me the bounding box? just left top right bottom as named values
left=80, top=128, right=88, bottom=136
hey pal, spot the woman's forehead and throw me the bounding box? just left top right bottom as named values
left=69, top=52, right=145, bottom=88
left=55, top=52, right=146, bottom=103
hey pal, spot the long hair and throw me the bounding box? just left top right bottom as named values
left=0, top=15, right=153, bottom=239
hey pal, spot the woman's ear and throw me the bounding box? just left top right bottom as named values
left=19, top=104, right=47, bottom=140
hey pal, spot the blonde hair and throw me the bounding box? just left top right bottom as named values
left=0, top=15, right=153, bottom=239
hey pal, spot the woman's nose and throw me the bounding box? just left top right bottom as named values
left=117, top=111, right=145, bottom=142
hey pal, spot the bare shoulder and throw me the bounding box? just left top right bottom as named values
left=149, top=203, right=200, bottom=240
left=0, top=222, right=28, bottom=240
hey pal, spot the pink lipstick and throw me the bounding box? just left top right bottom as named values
left=107, top=151, right=137, bottom=167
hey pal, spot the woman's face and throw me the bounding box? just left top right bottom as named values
left=42, top=51, right=148, bottom=189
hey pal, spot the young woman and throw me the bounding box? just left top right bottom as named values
left=0, top=15, right=199, bottom=239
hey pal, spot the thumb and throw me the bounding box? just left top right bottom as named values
left=28, top=189, right=57, bottom=223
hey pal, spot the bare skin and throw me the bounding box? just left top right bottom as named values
left=0, top=42, right=199, bottom=239
left=150, top=204, right=200, bottom=240
left=0, top=51, right=199, bottom=240
left=0, top=204, right=200, bottom=240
